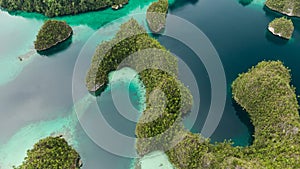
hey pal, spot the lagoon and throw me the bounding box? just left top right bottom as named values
left=1, top=0, right=300, bottom=168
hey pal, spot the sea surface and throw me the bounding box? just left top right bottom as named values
left=1, top=0, right=300, bottom=168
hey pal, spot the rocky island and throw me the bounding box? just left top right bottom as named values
left=14, top=136, right=82, bottom=169
left=268, top=17, right=294, bottom=39
left=86, top=17, right=300, bottom=168
left=266, top=0, right=300, bottom=17
left=146, top=0, right=168, bottom=33
left=0, top=0, right=129, bottom=17
left=34, top=20, right=72, bottom=51
left=85, top=18, right=178, bottom=92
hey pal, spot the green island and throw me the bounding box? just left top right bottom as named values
left=34, top=20, right=72, bottom=51
left=265, top=0, right=300, bottom=17
left=268, top=17, right=294, bottom=39
left=0, top=0, right=128, bottom=17
left=86, top=19, right=300, bottom=168
left=146, top=0, right=168, bottom=33
left=14, top=136, right=82, bottom=169
left=165, top=61, right=300, bottom=169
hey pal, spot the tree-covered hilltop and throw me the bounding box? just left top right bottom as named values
left=163, top=61, right=300, bottom=169
left=136, top=61, right=300, bottom=169
left=14, top=136, right=82, bottom=169
left=86, top=19, right=300, bottom=168
left=0, top=0, right=128, bottom=17
left=85, top=18, right=177, bottom=92
left=34, top=20, right=72, bottom=51
left=146, top=0, right=168, bottom=33
left=231, top=61, right=300, bottom=168
left=266, top=0, right=300, bottom=17
left=268, top=17, right=294, bottom=39
left=85, top=18, right=192, bottom=156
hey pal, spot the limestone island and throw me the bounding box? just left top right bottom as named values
left=86, top=18, right=300, bottom=168
left=0, top=0, right=128, bottom=17
left=268, top=17, right=294, bottom=39
left=14, top=136, right=82, bottom=169
left=146, top=0, right=168, bottom=33
left=34, top=20, right=72, bottom=51
left=266, top=0, right=300, bottom=17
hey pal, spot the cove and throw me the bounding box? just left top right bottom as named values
left=1, top=0, right=300, bottom=168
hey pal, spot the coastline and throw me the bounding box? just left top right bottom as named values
left=36, top=29, right=73, bottom=52
left=267, top=26, right=285, bottom=38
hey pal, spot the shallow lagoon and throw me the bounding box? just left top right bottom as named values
left=1, top=0, right=300, bottom=168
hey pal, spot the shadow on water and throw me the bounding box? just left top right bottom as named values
left=232, top=99, right=254, bottom=146
left=238, top=0, right=253, bottom=6
left=169, top=0, right=198, bottom=11
left=37, top=36, right=73, bottom=56
left=263, top=5, right=288, bottom=18
left=265, top=30, right=289, bottom=45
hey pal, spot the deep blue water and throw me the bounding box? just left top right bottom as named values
left=1, top=0, right=300, bottom=168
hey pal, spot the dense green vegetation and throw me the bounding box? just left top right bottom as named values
left=34, top=20, right=73, bottom=51
left=85, top=18, right=177, bottom=92
left=268, top=17, right=294, bottom=39
left=14, top=136, right=82, bottom=169
left=164, top=61, right=300, bottom=169
left=0, top=0, right=128, bottom=17
left=86, top=18, right=300, bottom=169
left=231, top=61, right=300, bottom=168
left=85, top=18, right=193, bottom=155
left=266, top=0, right=300, bottom=17
left=146, top=0, right=168, bottom=33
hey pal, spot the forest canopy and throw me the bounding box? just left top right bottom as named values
left=266, top=0, right=300, bottom=17
left=0, top=0, right=129, bottom=17
left=86, top=19, right=300, bottom=169
left=34, top=20, right=73, bottom=51
left=14, top=136, right=82, bottom=169
left=268, top=17, right=294, bottom=39
left=146, top=0, right=168, bottom=33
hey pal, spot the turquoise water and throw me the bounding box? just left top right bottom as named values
left=1, top=0, right=300, bottom=168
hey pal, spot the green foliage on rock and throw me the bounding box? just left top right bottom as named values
left=86, top=18, right=300, bottom=169
left=85, top=18, right=193, bottom=156
left=266, top=0, right=300, bottom=17
left=162, top=61, right=300, bottom=169
left=85, top=18, right=177, bottom=92
left=268, top=17, right=294, bottom=39
left=34, top=20, right=72, bottom=51
left=14, top=136, right=81, bottom=169
left=0, top=0, right=129, bottom=17
left=146, top=0, right=168, bottom=33
left=232, top=61, right=300, bottom=168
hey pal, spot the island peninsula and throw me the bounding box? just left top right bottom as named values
left=86, top=18, right=300, bottom=168
left=0, top=0, right=128, bottom=17
left=34, top=20, right=73, bottom=51
left=14, top=136, right=82, bottom=169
